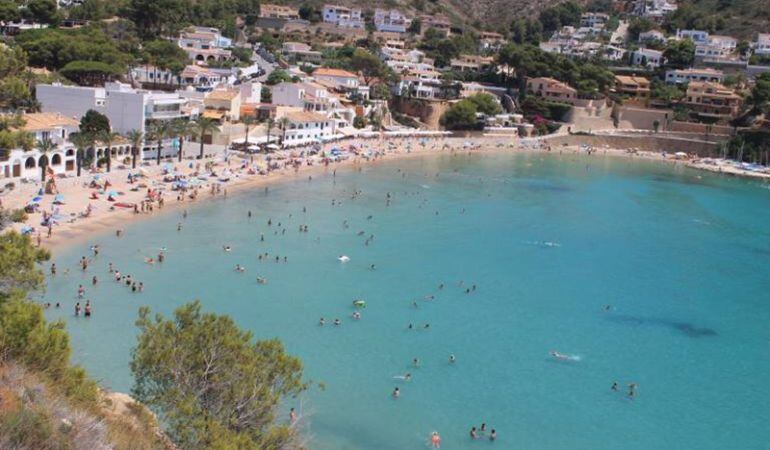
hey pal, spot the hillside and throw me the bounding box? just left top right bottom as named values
left=280, top=0, right=766, bottom=38
left=0, top=361, right=173, bottom=450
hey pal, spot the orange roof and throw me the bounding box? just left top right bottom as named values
left=206, top=90, right=239, bottom=101
left=285, top=111, right=329, bottom=123
left=313, top=67, right=358, bottom=78
left=21, top=113, right=79, bottom=131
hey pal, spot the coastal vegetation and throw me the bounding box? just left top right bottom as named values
left=131, top=301, right=306, bottom=449
left=0, top=227, right=306, bottom=449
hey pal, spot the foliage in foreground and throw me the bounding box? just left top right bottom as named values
left=131, top=301, right=307, bottom=449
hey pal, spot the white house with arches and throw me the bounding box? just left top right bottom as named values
left=1, top=113, right=79, bottom=180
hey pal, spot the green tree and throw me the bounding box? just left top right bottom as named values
left=0, top=231, right=49, bottom=303
left=265, top=69, right=292, bottom=85
left=142, top=39, right=189, bottom=78
left=265, top=117, right=275, bottom=148
left=97, top=130, right=121, bottom=172
left=465, top=93, right=502, bottom=116
left=278, top=116, right=290, bottom=147
left=131, top=301, right=305, bottom=449
left=749, top=72, right=770, bottom=114
left=440, top=100, right=481, bottom=130
left=173, top=119, right=196, bottom=162
left=23, top=0, right=60, bottom=25
left=68, top=132, right=90, bottom=177
left=128, top=0, right=186, bottom=39
left=126, top=129, right=144, bottom=169
left=663, top=39, right=696, bottom=69
left=60, top=60, right=122, bottom=86
left=350, top=48, right=387, bottom=86
left=35, top=137, right=56, bottom=181
left=193, top=117, right=218, bottom=159
left=298, top=3, right=320, bottom=22
left=147, top=120, right=173, bottom=165
left=79, top=109, right=111, bottom=135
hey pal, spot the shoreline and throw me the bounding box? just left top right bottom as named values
left=2, top=135, right=765, bottom=255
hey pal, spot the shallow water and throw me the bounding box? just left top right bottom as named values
left=43, top=151, right=770, bottom=449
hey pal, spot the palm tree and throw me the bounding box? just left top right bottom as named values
left=193, top=118, right=218, bottom=160
left=173, top=119, right=196, bottom=162
left=265, top=117, right=275, bottom=150
left=69, top=132, right=90, bottom=177
left=147, top=120, right=173, bottom=165
left=278, top=117, right=290, bottom=148
left=242, top=115, right=256, bottom=147
left=126, top=130, right=144, bottom=169
left=35, top=137, right=56, bottom=181
left=97, top=130, right=121, bottom=173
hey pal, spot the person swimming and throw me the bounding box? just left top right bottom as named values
left=319, top=317, right=325, bottom=326
left=470, top=426, right=478, bottom=439
left=392, top=387, right=400, bottom=398
left=334, top=318, right=341, bottom=326
left=223, top=245, right=232, bottom=252
left=550, top=351, right=580, bottom=361
left=235, top=264, right=245, bottom=272
left=449, top=354, right=456, bottom=363
left=430, top=431, right=441, bottom=448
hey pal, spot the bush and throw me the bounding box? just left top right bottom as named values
left=440, top=100, right=482, bottom=130
left=10, top=209, right=28, bottom=223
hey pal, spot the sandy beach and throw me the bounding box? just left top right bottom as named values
left=2, top=134, right=764, bottom=254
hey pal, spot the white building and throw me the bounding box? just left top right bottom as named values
left=665, top=68, right=725, bottom=84
left=676, top=29, right=709, bottom=44
left=322, top=4, right=364, bottom=29
left=37, top=82, right=190, bottom=135
left=281, top=111, right=336, bottom=146
left=177, top=26, right=233, bottom=63
left=638, top=30, right=666, bottom=43
left=754, top=33, right=770, bottom=56
left=631, top=48, right=664, bottom=67
left=580, top=13, right=608, bottom=30
left=131, top=65, right=231, bottom=89
left=374, top=9, right=411, bottom=33
left=707, top=35, right=737, bottom=51
left=0, top=113, right=79, bottom=180
left=635, top=0, right=677, bottom=21
left=312, top=67, right=367, bottom=98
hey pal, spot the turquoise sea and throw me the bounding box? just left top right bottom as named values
left=42, top=151, right=770, bottom=449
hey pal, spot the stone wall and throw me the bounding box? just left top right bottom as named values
left=390, top=97, right=451, bottom=130
left=543, top=133, right=721, bottom=156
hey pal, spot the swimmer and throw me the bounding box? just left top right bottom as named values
left=289, top=407, right=296, bottom=423
left=77, top=285, right=85, bottom=298
left=393, top=373, right=412, bottom=381
left=550, top=351, right=580, bottom=361
left=351, top=311, right=361, bottom=320
left=392, top=387, right=400, bottom=398
left=92, top=276, right=97, bottom=285
left=319, top=317, right=325, bottom=326
left=489, top=429, right=496, bottom=441
left=470, top=426, right=478, bottom=439
left=235, top=264, right=245, bottom=272
left=430, top=431, right=441, bottom=448
left=144, top=257, right=155, bottom=265
left=334, top=318, right=341, bottom=326
left=611, top=381, right=619, bottom=391
left=223, top=245, right=232, bottom=252
left=412, top=357, right=419, bottom=367
left=338, top=255, right=350, bottom=262
left=50, top=264, right=56, bottom=275
left=449, top=354, right=456, bottom=363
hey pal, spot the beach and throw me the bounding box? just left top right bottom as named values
left=0, top=135, right=674, bottom=252
left=3, top=134, right=768, bottom=253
